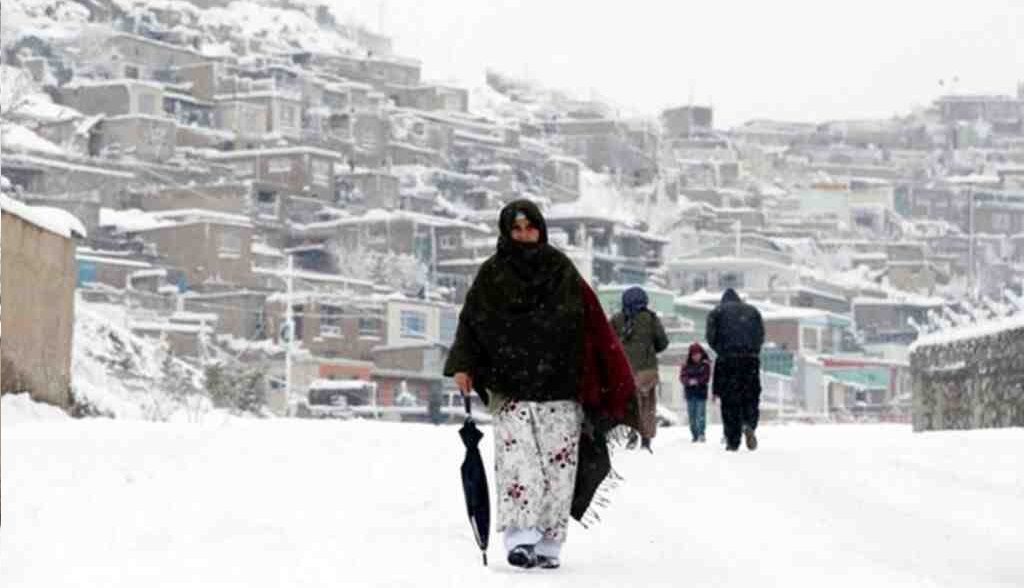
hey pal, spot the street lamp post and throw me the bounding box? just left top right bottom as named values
left=945, top=174, right=1000, bottom=300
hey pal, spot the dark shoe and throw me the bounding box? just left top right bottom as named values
left=698, top=435, right=706, bottom=443
left=641, top=438, right=652, bottom=453
left=744, top=427, right=758, bottom=451
left=508, top=545, right=537, bottom=569
left=725, top=444, right=740, bottom=451
left=537, top=555, right=561, bottom=569
left=691, top=436, right=699, bottom=443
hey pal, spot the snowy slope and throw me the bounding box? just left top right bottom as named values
left=72, top=299, right=199, bottom=418
left=2, top=419, right=1021, bottom=587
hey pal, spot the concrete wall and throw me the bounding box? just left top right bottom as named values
left=0, top=156, right=136, bottom=197
left=218, top=152, right=336, bottom=203
left=60, top=84, right=132, bottom=117
left=137, top=222, right=253, bottom=288
left=1, top=211, right=76, bottom=407
left=98, top=116, right=177, bottom=162
left=132, top=183, right=250, bottom=215
left=911, top=324, right=1024, bottom=431
left=107, top=34, right=208, bottom=78
left=184, top=292, right=267, bottom=340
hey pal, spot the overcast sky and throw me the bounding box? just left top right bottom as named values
left=336, top=0, right=1024, bottom=128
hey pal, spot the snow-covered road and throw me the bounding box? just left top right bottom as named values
left=2, top=406, right=1022, bottom=587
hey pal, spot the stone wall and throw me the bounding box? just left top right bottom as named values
left=1, top=211, right=77, bottom=407
left=910, top=322, right=1024, bottom=431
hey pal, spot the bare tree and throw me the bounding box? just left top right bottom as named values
left=332, top=243, right=428, bottom=295
left=0, top=66, right=36, bottom=124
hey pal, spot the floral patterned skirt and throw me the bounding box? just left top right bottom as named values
left=494, top=399, right=583, bottom=544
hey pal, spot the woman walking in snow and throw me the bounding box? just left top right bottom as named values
left=610, top=287, right=669, bottom=453
left=444, top=199, right=634, bottom=570
left=680, top=342, right=712, bottom=442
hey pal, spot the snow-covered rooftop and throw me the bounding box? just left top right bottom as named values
left=204, top=146, right=343, bottom=160
left=0, top=193, right=87, bottom=239
left=911, top=314, right=1024, bottom=352
left=294, top=209, right=490, bottom=233
left=100, top=208, right=252, bottom=232
left=1, top=122, right=67, bottom=156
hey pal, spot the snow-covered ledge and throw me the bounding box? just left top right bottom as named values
left=909, top=315, right=1024, bottom=431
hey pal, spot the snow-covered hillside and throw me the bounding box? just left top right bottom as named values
left=71, top=298, right=202, bottom=418
left=2, top=414, right=1021, bottom=587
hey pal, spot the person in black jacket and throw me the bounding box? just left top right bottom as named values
left=705, top=288, right=765, bottom=451
left=680, top=342, right=711, bottom=442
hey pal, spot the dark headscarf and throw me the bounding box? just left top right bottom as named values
left=495, top=199, right=552, bottom=282
left=444, top=200, right=585, bottom=402
left=621, top=286, right=649, bottom=339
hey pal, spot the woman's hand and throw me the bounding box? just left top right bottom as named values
left=454, top=372, right=473, bottom=396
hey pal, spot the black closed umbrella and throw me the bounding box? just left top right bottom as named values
left=458, top=395, right=490, bottom=566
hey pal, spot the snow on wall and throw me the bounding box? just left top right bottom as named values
left=1, top=121, right=68, bottom=156
left=0, top=193, right=87, bottom=238
left=1, top=392, right=71, bottom=424
left=910, top=316, right=1024, bottom=431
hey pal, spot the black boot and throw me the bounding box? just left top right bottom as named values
left=508, top=545, right=538, bottom=569
left=744, top=426, right=758, bottom=451
left=641, top=438, right=652, bottom=453
left=537, top=555, right=561, bottom=569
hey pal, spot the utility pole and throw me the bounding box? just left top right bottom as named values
left=284, top=254, right=295, bottom=412
left=735, top=219, right=742, bottom=256
left=968, top=182, right=976, bottom=300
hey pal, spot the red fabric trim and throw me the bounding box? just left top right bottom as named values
left=578, top=279, right=636, bottom=420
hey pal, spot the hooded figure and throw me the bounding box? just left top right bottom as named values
left=680, top=342, right=712, bottom=442
left=610, top=286, right=669, bottom=452
left=444, top=199, right=634, bottom=569
left=705, top=288, right=765, bottom=451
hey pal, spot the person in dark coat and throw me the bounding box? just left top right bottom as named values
left=680, top=342, right=711, bottom=442
left=610, top=287, right=669, bottom=452
left=705, top=288, right=765, bottom=451
left=444, top=199, right=634, bottom=569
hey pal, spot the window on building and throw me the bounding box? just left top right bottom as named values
left=280, top=104, right=296, bottom=127
left=358, top=316, right=382, bottom=337
left=719, top=272, right=744, bottom=290
left=268, top=158, right=292, bottom=174
left=255, top=190, right=277, bottom=215
left=312, top=159, right=331, bottom=187
left=439, top=234, right=459, bottom=250
left=992, top=213, right=1011, bottom=232
left=232, top=161, right=254, bottom=178
left=292, top=305, right=304, bottom=341
left=442, top=92, right=462, bottom=111
left=801, top=327, right=820, bottom=351
left=359, top=128, right=379, bottom=151
left=692, top=272, right=708, bottom=291
left=400, top=310, right=427, bottom=338
left=137, top=92, right=156, bottom=115
left=320, top=305, right=343, bottom=337
left=822, top=328, right=835, bottom=353
left=440, top=310, right=457, bottom=345
left=124, top=65, right=140, bottom=79
left=219, top=231, right=242, bottom=257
